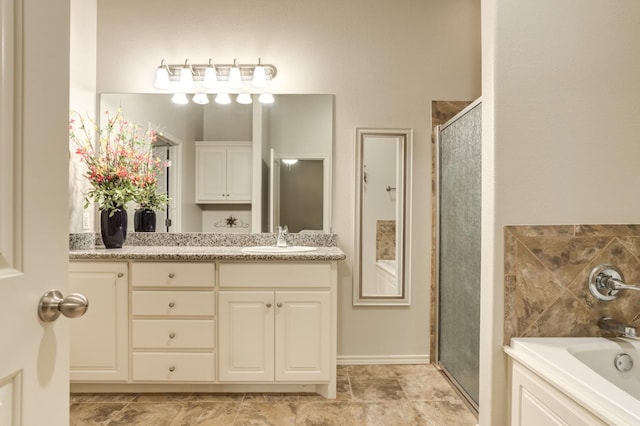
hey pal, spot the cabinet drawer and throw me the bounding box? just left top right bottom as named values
left=132, top=291, right=215, bottom=316
left=219, top=262, right=333, bottom=288
left=131, top=262, right=214, bottom=288
left=132, top=320, right=215, bottom=349
left=132, top=352, right=215, bottom=382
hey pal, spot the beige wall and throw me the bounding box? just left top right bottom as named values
left=94, top=0, right=481, bottom=360
left=481, top=1, right=640, bottom=424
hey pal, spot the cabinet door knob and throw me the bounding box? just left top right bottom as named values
left=169, top=332, right=176, bottom=339
left=168, top=301, right=175, bottom=308
left=117, top=272, right=124, bottom=278
left=266, top=303, right=272, bottom=308
left=276, top=302, right=283, bottom=308
left=168, top=366, right=176, bottom=372
left=168, top=273, right=175, bottom=279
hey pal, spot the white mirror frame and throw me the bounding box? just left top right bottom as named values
left=353, top=128, right=412, bottom=306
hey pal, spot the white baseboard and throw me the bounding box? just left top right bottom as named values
left=337, top=354, right=430, bottom=365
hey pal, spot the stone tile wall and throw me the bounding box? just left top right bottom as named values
left=504, top=225, right=640, bottom=344
left=376, top=220, right=396, bottom=261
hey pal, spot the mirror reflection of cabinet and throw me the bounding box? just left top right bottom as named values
left=353, top=128, right=412, bottom=306
left=196, top=141, right=252, bottom=203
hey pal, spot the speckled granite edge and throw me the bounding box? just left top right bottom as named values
left=69, top=232, right=338, bottom=250
left=69, top=246, right=346, bottom=261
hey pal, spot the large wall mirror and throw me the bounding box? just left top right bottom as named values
left=354, top=128, right=412, bottom=306
left=99, top=93, right=333, bottom=234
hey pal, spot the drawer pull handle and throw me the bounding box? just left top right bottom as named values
left=168, top=302, right=175, bottom=308
left=266, top=303, right=272, bottom=308
left=169, top=332, right=176, bottom=339
left=117, top=272, right=124, bottom=278
left=277, top=302, right=283, bottom=308
left=168, top=273, right=175, bottom=279
left=169, top=366, right=176, bottom=372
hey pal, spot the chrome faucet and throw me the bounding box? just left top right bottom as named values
left=276, top=225, right=288, bottom=247
left=588, top=264, right=640, bottom=301
left=597, top=316, right=637, bottom=338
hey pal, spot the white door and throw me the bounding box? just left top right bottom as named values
left=0, top=0, right=72, bottom=424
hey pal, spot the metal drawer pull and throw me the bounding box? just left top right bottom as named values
left=117, top=272, right=124, bottom=278
left=266, top=303, right=272, bottom=308
left=277, top=302, right=283, bottom=308
left=168, top=301, right=175, bottom=308
left=168, top=273, right=175, bottom=278
left=168, top=366, right=176, bottom=372
left=169, top=332, right=176, bottom=339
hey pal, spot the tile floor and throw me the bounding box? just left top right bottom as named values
left=70, top=364, right=477, bottom=425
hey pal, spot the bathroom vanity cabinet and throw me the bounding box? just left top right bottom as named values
left=195, top=141, right=252, bottom=203
left=68, top=254, right=339, bottom=398
left=69, top=262, right=129, bottom=381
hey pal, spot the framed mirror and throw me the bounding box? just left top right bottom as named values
left=354, top=128, right=412, bottom=306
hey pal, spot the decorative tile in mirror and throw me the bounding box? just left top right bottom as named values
left=69, top=232, right=337, bottom=250
left=504, top=224, right=640, bottom=344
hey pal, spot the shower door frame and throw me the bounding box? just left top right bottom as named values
left=433, top=98, right=482, bottom=414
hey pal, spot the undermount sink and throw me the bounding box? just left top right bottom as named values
left=241, top=246, right=318, bottom=254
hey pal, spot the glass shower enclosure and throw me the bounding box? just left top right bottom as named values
left=434, top=99, right=481, bottom=411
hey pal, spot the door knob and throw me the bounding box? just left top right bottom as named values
left=38, top=290, right=89, bottom=322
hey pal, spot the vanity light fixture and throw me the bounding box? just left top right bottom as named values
left=258, top=93, right=275, bottom=104
left=236, top=93, right=252, bottom=105
left=178, top=60, right=195, bottom=90
left=202, top=59, right=219, bottom=89
left=152, top=57, right=277, bottom=104
left=192, top=93, right=210, bottom=105
left=215, top=93, right=232, bottom=105
left=227, top=59, right=244, bottom=89
left=153, top=59, right=172, bottom=89
left=171, top=93, right=189, bottom=105
left=282, top=159, right=298, bottom=166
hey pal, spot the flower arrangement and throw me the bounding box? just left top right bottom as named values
left=70, top=109, right=170, bottom=216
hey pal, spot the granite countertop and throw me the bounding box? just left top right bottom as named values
left=69, top=245, right=346, bottom=261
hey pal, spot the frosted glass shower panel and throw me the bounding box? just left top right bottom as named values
left=437, top=102, right=481, bottom=407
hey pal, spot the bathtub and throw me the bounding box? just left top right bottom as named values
left=505, top=337, right=640, bottom=425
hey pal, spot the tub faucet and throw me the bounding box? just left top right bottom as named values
left=276, top=226, right=288, bottom=247
left=588, top=264, right=640, bottom=301
left=597, top=316, right=637, bottom=338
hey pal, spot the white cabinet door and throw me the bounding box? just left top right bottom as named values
left=218, top=291, right=275, bottom=381
left=226, top=146, right=252, bottom=201
left=69, top=262, right=129, bottom=381
left=275, top=291, right=331, bottom=381
left=195, top=142, right=252, bottom=203
left=196, top=146, right=227, bottom=202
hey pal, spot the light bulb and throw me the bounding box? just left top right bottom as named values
left=192, top=93, right=210, bottom=105
left=178, top=64, right=195, bottom=90
left=215, top=93, right=231, bottom=104
left=227, top=60, right=244, bottom=89
left=171, top=93, right=189, bottom=105
left=258, top=93, right=274, bottom=104
left=153, top=66, right=171, bottom=90
left=251, top=63, right=268, bottom=88
left=236, top=93, right=252, bottom=104
left=203, top=61, right=219, bottom=89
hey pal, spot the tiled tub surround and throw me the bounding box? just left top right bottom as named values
left=504, top=225, right=640, bottom=344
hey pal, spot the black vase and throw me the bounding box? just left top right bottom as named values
left=134, top=208, right=156, bottom=232
left=100, top=207, right=127, bottom=248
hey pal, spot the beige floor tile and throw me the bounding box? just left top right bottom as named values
left=243, top=392, right=299, bottom=402
left=350, top=378, right=405, bottom=401
left=169, top=402, right=240, bottom=426
left=343, top=364, right=399, bottom=378
left=108, top=403, right=182, bottom=426
left=295, top=401, right=367, bottom=425
left=70, top=403, right=127, bottom=426
left=234, top=401, right=297, bottom=426
left=413, top=400, right=477, bottom=426
left=189, top=392, right=246, bottom=402
left=363, top=401, right=428, bottom=426
left=399, top=375, right=461, bottom=402
left=134, top=392, right=194, bottom=403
